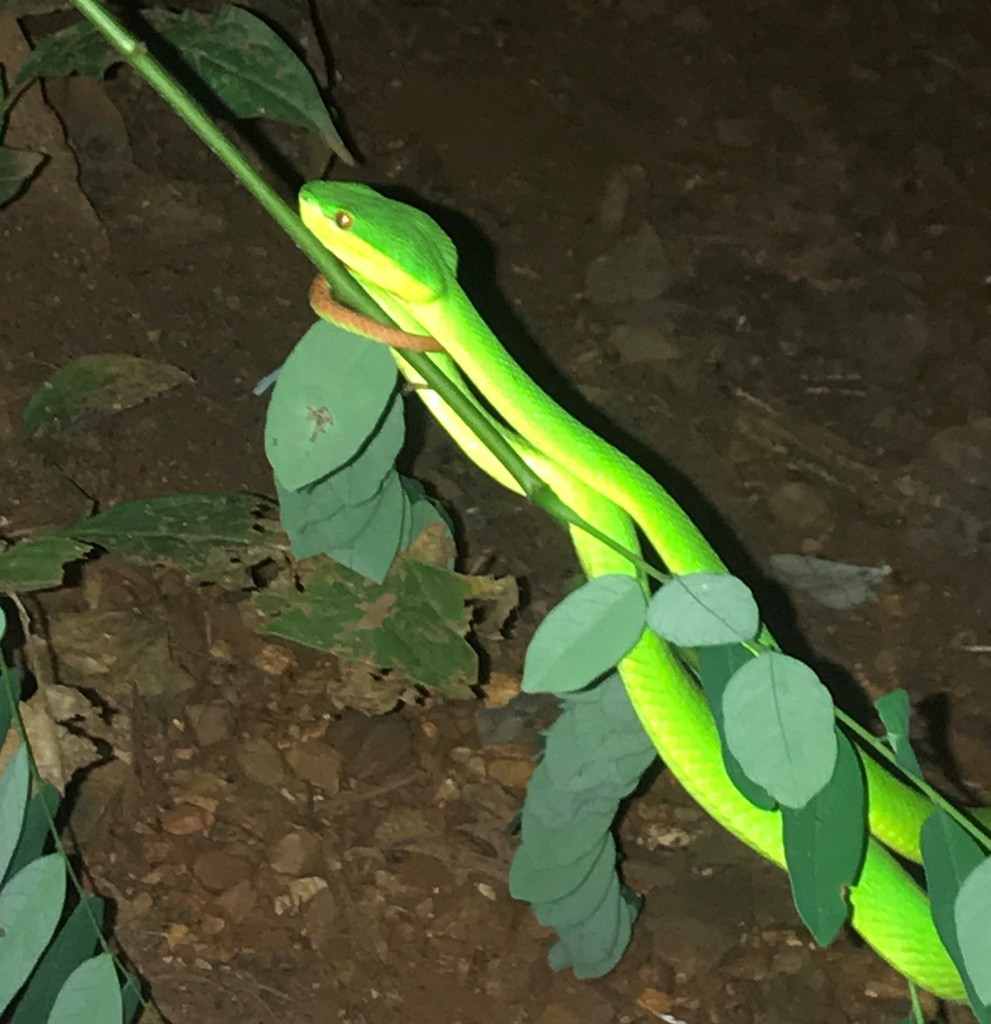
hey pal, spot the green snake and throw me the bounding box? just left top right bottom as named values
left=298, top=180, right=975, bottom=1000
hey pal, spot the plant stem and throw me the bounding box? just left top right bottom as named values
left=69, top=0, right=579, bottom=513
left=840, top=710, right=991, bottom=851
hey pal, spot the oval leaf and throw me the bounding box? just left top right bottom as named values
left=874, top=688, right=924, bottom=781
left=0, top=746, right=30, bottom=887
left=46, top=952, right=121, bottom=1024
left=922, top=811, right=991, bottom=1017
left=696, top=645, right=776, bottom=811
left=957, top=857, right=991, bottom=1005
left=0, top=854, right=67, bottom=1014
left=782, top=729, right=867, bottom=945
left=523, top=575, right=647, bottom=694
left=12, top=894, right=103, bottom=1024
left=22, top=355, right=191, bottom=439
left=647, top=572, right=759, bottom=647
left=722, top=652, right=837, bottom=809
left=265, top=320, right=398, bottom=492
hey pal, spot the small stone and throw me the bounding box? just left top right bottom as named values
left=200, top=914, right=226, bottom=937
left=214, top=879, right=258, bottom=923
left=607, top=323, right=680, bottom=364
left=285, top=740, right=341, bottom=793
left=253, top=643, right=295, bottom=676
left=161, top=803, right=213, bottom=836
left=235, top=737, right=286, bottom=787
left=487, top=756, right=535, bottom=789
left=187, top=705, right=234, bottom=746
left=765, top=481, right=833, bottom=534
left=301, top=888, right=339, bottom=950
left=193, top=850, right=253, bottom=893
left=346, top=715, right=412, bottom=780
left=270, top=830, right=321, bottom=876
left=534, top=1004, right=581, bottom=1024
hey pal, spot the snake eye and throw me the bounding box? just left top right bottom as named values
left=334, top=210, right=353, bottom=230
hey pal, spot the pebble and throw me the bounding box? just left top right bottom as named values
left=584, top=223, right=675, bottom=306
left=285, top=740, right=341, bottom=793
left=270, top=829, right=321, bottom=876
left=486, top=756, right=534, bottom=789
left=764, top=481, right=833, bottom=534
left=192, top=850, right=253, bottom=892
left=346, top=715, right=412, bottom=779
left=235, top=737, right=286, bottom=788
left=186, top=704, right=234, bottom=746
left=161, top=803, right=214, bottom=836
left=214, top=879, right=258, bottom=923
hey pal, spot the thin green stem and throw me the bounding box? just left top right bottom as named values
left=840, top=710, right=991, bottom=852
left=66, top=0, right=551, bottom=511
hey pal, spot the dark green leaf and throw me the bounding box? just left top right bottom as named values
left=0, top=147, right=45, bottom=208
left=66, top=492, right=282, bottom=588
left=0, top=854, right=67, bottom=1013
left=5, top=781, right=60, bottom=881
left=22, top=355, right=191, bottom=439
left=0, top=534, right=92, bottom=593
left=12, top=894, right=104, bottom=1024
left=874, top=689, right=924, bottom=781
left=782, top=729, right=867, bottom=945
left=15, top=7, right=352, bottom=164
left=697, top=644, right=775, bottom=810
left=921, top=811, right=991, bottom=1020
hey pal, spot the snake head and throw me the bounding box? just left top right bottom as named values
left=299, top=181, right=458, bottom=306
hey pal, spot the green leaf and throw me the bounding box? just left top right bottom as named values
left=532, top=835, right=618, bottom=929
left=874, top=689, right=924, bottom=781
left=6, top=782, right=60, bottom=882
left=722, top=652, right=837, bottom=809
left=147, top=7, right=352, bottom=163
left=921, top=811, right=991, bottom=1020
left=12, top=894, right=103, bottom=1024
left=696, top=645, right=776, bottom=810
left=15, top=20, right=115, bottom=82
left=0, top=535, right=93, bottom=593
left=16, top=8, right=352, bottom=164
left=647, top=572, right=760, bottom=646
left=265, top=320, right=398, bottom=491
left=120, top=973, right=142, bottom=1024
left=0, top=854, right=67, bottom=1014
left=46, top=951, right=121, bottom=1024
left=957, top=857, right=991, bottom=1005
left=0, top=746, right=30, bottom=886
left=253, top=556, right=479, bottom=697
left=22, top=355, right=192, bottom=439
left=510, top=832, right=611, bottom=903
left=65, top=493, right=282, bottom=588
left=520, top=807, right=617, bottom=867
left=325, top=470, right=407, bottom=583
left=0, top=147, right=45, bottom=208
left=781, top=730, right=867, bottom=945
left=278, top=476, right=377, bottom=557
left=523, top=575, right=647, bottom=695
left=398, top=478, right=452, bottom=555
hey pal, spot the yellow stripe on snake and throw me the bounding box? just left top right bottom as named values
left=299, top=179, right=981, bottom=1000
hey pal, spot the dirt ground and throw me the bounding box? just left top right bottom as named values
left=3, top=0, right=991, bottom=1022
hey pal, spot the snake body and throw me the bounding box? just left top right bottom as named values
left=299, top=180, right=969, bottom=999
